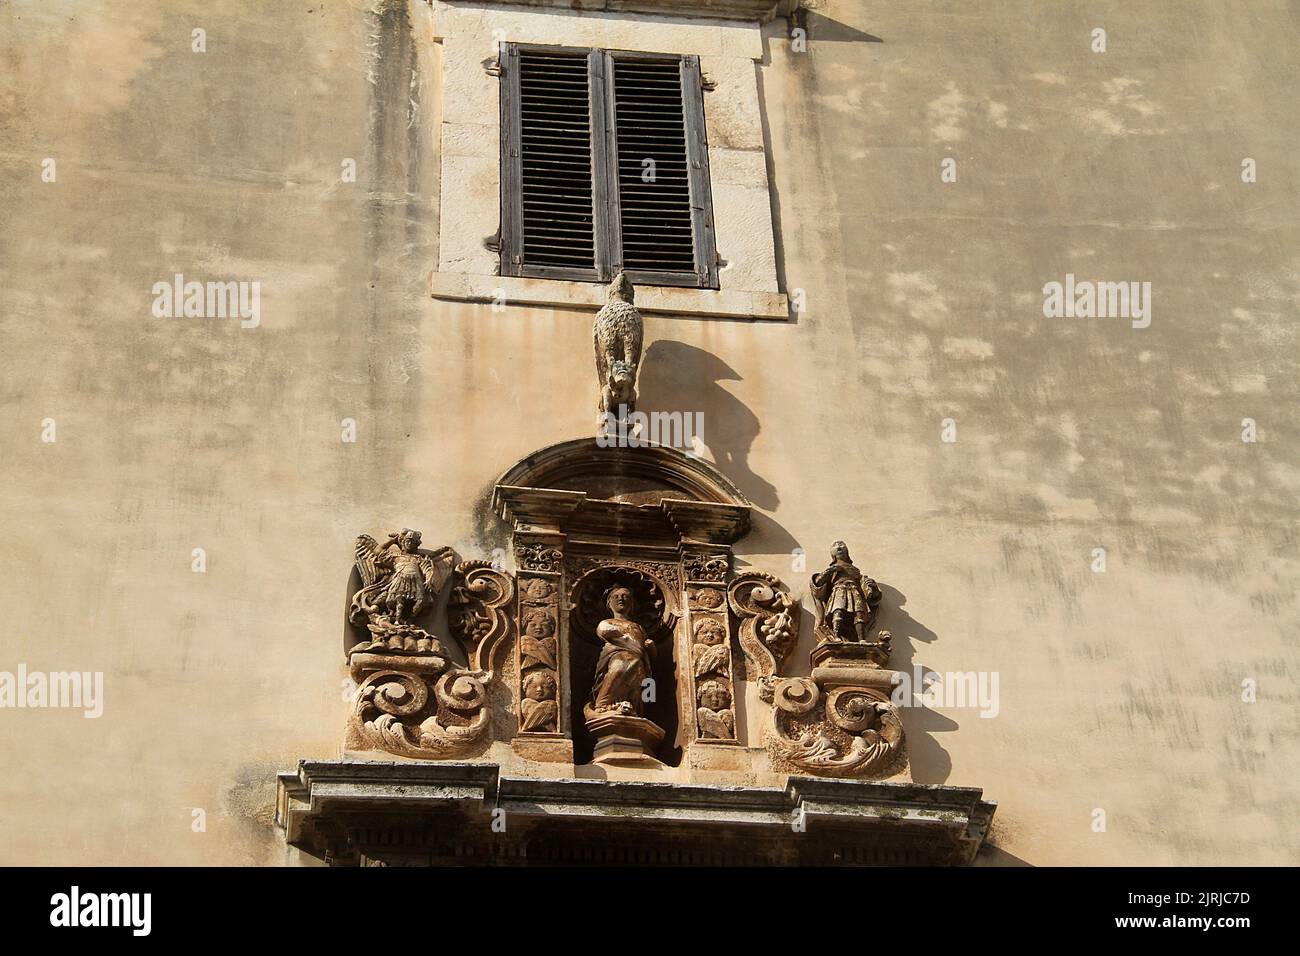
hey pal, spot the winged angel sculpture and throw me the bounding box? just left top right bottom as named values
left=349, top=528, right=456, bottom=652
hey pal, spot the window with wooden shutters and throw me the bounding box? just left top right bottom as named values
left=499, top=44, right=719, bottom=290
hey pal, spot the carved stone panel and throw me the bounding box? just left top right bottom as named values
left=447, top=560, right=515, bottom=672
left=683, top=550, right=737, bottom=744
left=728, top=571, right=800, bottom=685
left=517, top=575, right=561, bottom=735
left=511, top=532, right=569, bottom=760
left=344, top=530, right=505, bottom=761
left=760, top=542, right=906, bottom=779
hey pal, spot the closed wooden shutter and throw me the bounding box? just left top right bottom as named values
left=609, top=56, right=697, bottom=276
left=499, top=44, right=718, bottom=289
left=500, top=46, right=601, bottom=280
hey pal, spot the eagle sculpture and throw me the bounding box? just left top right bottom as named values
left=592, top=272, right=643, bottom=429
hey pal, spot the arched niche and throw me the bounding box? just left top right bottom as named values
left=493, top=439, right=753, bottom=768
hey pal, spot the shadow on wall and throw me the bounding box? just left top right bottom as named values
left=638, top=340, right=779, bottom=510
left=976, top=843, right=1034, bottom=867
left=793, top=8, right=883, bottom=44
left=877, top=582, right=956, bottom=786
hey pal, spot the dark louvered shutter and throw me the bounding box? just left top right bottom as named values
left=500, top=46, right=600, bottom=280
left=499, top=45, right=717, bottom=289
left=609, top=57, right=697, bottom=276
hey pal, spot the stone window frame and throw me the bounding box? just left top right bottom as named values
left=430, top=0, right=789, bottom=320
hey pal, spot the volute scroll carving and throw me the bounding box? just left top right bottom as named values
left=762, top=542, right=907, bottom=779
left=447, top=560, right=516, bottom=672
left=728, top=571, right=800, bottom=686
left=345, top=529, right=512, bottom=760
left=767, top=676, right=904, bottom=777
left=351, top=668, right=492, bottom=759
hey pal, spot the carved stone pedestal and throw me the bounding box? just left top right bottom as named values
left=767, top=645, right=905, bottom=779
left=810, top=634, right=892, bottom=670
left=586, top=712, right=666, bottom=765
left=345, top=645, right=493, bottom=759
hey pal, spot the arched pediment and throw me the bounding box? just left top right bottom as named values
left=492, top=439, right=751, bottom=547
left=495, top=438, right=751, bottom=507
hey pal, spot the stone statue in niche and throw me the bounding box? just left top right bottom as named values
left=587, top=586, right=656, bottom=717
left=582, top=582, right=666, bottom=764
left=593, top=272, right=643, bottom=430
left=350, top=529, right=456, bottom=651
left=811, top=540, right=882, bottom=644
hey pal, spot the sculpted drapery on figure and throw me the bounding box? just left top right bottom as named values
left=587, top=586, right=656, bottom=717
left=810, top=540, right=881, bottom=644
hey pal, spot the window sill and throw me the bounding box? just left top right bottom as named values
left=431, top=272, right=790, bottom=321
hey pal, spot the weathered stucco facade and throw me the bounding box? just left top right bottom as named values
left=0, top=0, right=1297, bottom=865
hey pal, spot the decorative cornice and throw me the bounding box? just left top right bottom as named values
left=277, top=760, right=996, bottom=866
left=432, top=0, right=797, bottom=25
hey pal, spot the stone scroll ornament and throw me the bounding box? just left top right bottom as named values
left=763, top=542, right=905, bottom=778
left=345, top=530, right=513, bottom=759
left=728, top=572, right=800, bottom=687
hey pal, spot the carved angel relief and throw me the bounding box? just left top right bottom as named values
left=350, top=529, right=456, bottom=652
left=518, top=603, right=559, bottom=733
left=346, top=529, right=514, bottom=761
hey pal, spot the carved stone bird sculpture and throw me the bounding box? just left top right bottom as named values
left=593, top=272, right=643, bottom=428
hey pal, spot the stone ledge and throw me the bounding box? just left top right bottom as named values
left=431, top=271, right=790, bottom=321
left=434, top=0, right=795, bottom=30
left=276, top=759, right=997, bottom=866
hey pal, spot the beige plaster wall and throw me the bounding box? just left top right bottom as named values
left=0, top=0, right=1296, bottom=865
